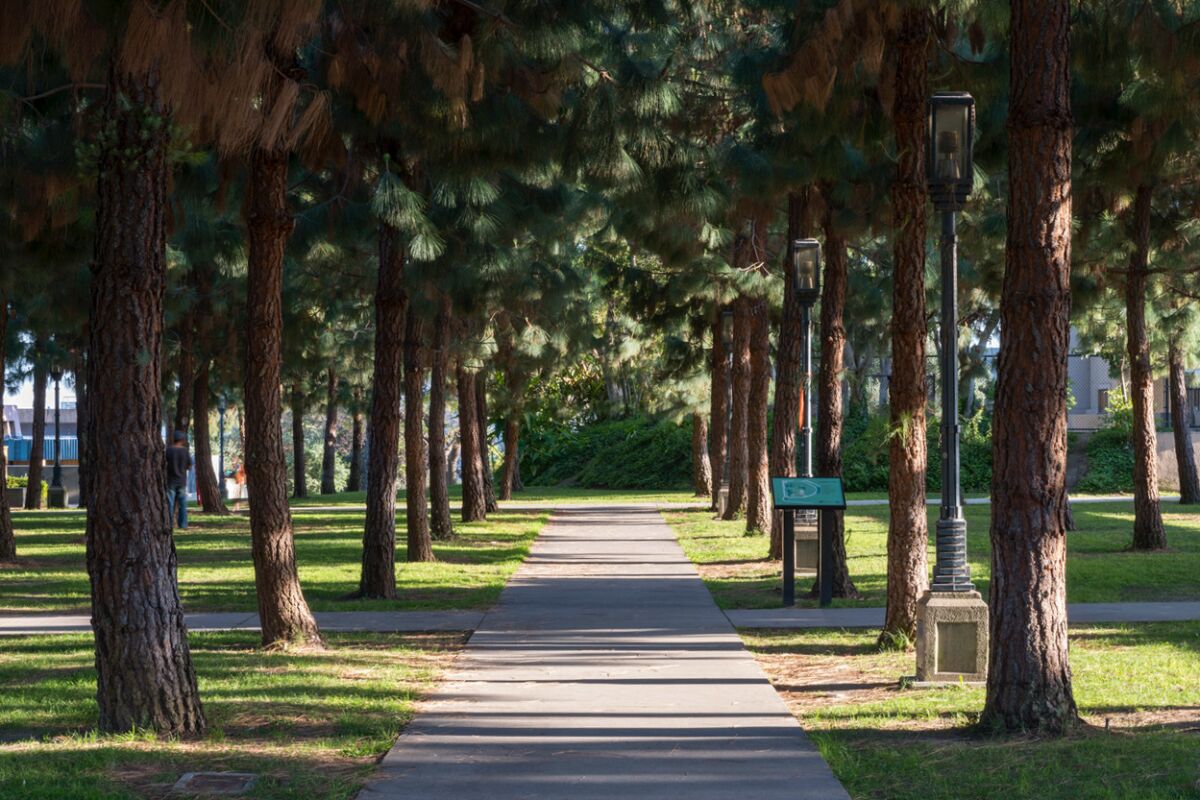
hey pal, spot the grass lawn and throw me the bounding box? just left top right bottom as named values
left=0, top=509, right=548, bottom=614
left=289, top=486, right=706, bottom=507
left=665, top=502, right=1200, bottom=608
left=743, top=622, right=1200, bottom=800
left=0, top=631, right=464, bottom=800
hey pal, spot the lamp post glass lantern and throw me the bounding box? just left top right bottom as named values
left=790, top=239, right=820, bottom=478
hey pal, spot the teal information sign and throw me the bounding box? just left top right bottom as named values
left=771, top=477, right=847, bottom=510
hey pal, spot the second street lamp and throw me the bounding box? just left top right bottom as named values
left=48, top=365, right=66, bottom=508
left=789, top=239, right=821, bottom=479
left=914, top=91, right=988, bottom=685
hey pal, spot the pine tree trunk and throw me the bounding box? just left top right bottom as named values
left=75, top=351, right=89, bottom=509
left=1169, top=341, right=1200, bottom=504
left=477, top=373, right=499, bottom=513
left=1126, top=184, right=1167, bottom=550
left=882, top=8, right=930, bottom=644
left=290, top=384, right=308, bottom=499
left=360, top=222, right=407, bottom=599
left=447, top=441, right=461, bottom=488
left=404, top=309, right=434, bottom=561
left=86, top=64, right=205, bottom=734
left=0, top=285, right=14, bottom=559
left=346, top=399, right=365, bottom=493
left=174, top=316, right=194, bottom=436
left=817, top=206, right=857, bottom=597
left=981, top=0, right=1078, bottom=733
left=769, top=192, right=810, bottom=559
left=25, top=355, right=46, bottom=510
left=692, top=413, right=712, bottom=497
left=320, top=368, right=339, bottom=495
left=458, top=364, right=487, bottom=522
left=745, top=224, right=772, bottom=535
left=501, top=414, right=522, bottom=500
left=243, top=147, right=321, bottom=646
left=192, top=362, right=229, bottom=515
left=709, top=309, right=730, bottom=513
left=722, top=291, right=751, bottom=521
left=429, top=294, right=454, bottom=538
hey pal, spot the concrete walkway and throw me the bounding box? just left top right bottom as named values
left=357, top=506, right=850, bottom=800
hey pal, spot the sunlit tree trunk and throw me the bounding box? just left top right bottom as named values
left=404, top=308, right=433, bottom=561
left=722, top=289, right=751, bottom=521
left=692, top=413, right=712, bottom=497
left=982, top=0, right=1079, bottom=733
left=709, top=309, right=730, bottom=513
left=1169, top=341, right=1200, bottom=504
left=429, top=294, right=454, bottom=538
left=86, top=63, right=205, bottom=733
left=346, top=396, right=365, bottom=493
left=745, top=221, right=772, bottom=534
left=320, top=367, right=339, bottom=495
left=192, top=362, right=229, bottom=515
left=458, top=363, right=487, bottom=522
left=477, top=373, right=498, bottom=513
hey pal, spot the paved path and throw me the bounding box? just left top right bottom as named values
left=357, top=506, right=850, bottom=800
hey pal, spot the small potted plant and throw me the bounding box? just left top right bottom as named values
left=5, top=475, right=25, bottom=508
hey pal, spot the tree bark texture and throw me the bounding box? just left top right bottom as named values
left=243, top=147, right=321, bottom=646
left=290, top=383, right=308, bottom=499
left=501, top=414, right=522, bottom=500
left=360, top=222, right=407, bottom=599
left=882, top=7, right=931, bottom=644
left=1169, top=341, right=1200, bottom=504
left=320, top=367, right=339, bottom=495
left=458, top=364, right=487, bottom=522
left=1125, top=184, right=1166, bottom=550
left=692, top=413, right=713, bottom=497
left=745, top=219, right=772, bottom=535
left=0, top=286, right=14, bottom=559
left=722, top=291, right=751, bottom=521
left=192, top=362, right=229, bottom=515
left=85, top=65, right=205, bottom=734
left=709, top=309, right=730, bottom=513
left=25, top=355, right=46, bottom=509
left=404, top=309, right=433, bottom=562
left=817, top=207, right=857, bottom=597
left=173, top=314, right=194, bottom=436
left=769, top=191, right=810, bottom=559
left=477, top=372, right=499, bottom=513
left=981, top=0, right=1078, bottom=733
left=75, top=351, right=90, bottom=509
left=346, top=400, right=365, bottom=493
left=428, top=294, right=454, bottom=538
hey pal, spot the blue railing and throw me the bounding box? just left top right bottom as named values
left=3, top=437, right=79, bottom=463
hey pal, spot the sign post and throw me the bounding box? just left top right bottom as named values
left=771, top=477, right=847, bottom=608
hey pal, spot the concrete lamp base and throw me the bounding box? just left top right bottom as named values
left=47, top=486, right=68, bottom=509
left=913, top=590, right=989, bottom=686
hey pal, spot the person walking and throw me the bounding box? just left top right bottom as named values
left=165, top=431, right=192, bottom=530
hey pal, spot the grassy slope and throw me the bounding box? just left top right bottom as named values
left=0, top=631, right=464, bottom=800
left=666, top=502, right=1200, bottom=608
left=1, top=509, right=548, bottom=613
left=743, top=622, right=1200, bottom=800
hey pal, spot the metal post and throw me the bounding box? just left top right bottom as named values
left=50, top=376, right=63, bottom=491
left=800, top=304, right=813, bottom=479
left=723, top=348, right=733, bottom=484
left=218, top=399, right=228, bottom=501
left=819, top=510, right=833, bottom=607
left=782, top=510, right=795, bottom=607
left=932, top=209, right=973, bottom=593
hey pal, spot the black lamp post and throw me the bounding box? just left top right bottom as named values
left=719, top=308, right=735, bottom=490
left=928, top=91, right=975, bottom=594
left=218, top=394, right=228, bottom=501
left=790, top=239, right=821, bottom=479
left=48, top=365, right=66, bottom=508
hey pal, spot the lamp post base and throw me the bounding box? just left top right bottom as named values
left=914, top=590, right=989, bottom=684
left=47, top=485, right=68, bottom=509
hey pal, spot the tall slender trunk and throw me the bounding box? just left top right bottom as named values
left=290, top=384, right=308, bottom=499
left=192, top=362, right=229, bottom=515
left=25, top=354, right=46, bottom=509
left=429, top=295, right=454, bottom=538
left=1126, top=184, right=1166, bottom=550
left=477, top=372, right=498, bottom=513
left=982, top=0, right=1078, bottom=733
left=745, top=222, right=772, bottom=534
left=174, top=315, right=194, bottom=436
left=1169, top=341, right=1200, bottom=504
left=243, top=147, right=320, bottom=646
left=346, top=395, right=365, bottom=493
left=360, top=222, right=407, bottom=598
left=817, top=205, right=858, bottom=597
left=86, top=64, right=205, bottom=734
left=0, top=285, right=14, bottom=558
left=404, top=308, right=433, bottom=561
left=458, top=363, right=487, bottom=522
left=320, top=368, right=339, bottom=495
left=692, top=413, right=712, bottom=497
left=882, top=7, right=930, bottom=644
left=447, top=440, right=461, bottom=487
left=722, top=289, right=751, bottom=521
left=501, top=414, right=522, bottom=500
left=769, top=192, right=810, bottom=558
left=709, top=308, right=730, bottom=513
left=75, top=350, right=89, bottom=509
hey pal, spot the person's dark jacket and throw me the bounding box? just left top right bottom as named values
left=165, top=444, right=192, bottom=489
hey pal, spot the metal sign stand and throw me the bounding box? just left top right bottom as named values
left=772, top=476, right=845, bottom=609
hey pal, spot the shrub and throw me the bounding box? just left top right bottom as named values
left=521, top=415, right=693, bottom=490
left=1075, top=427, right=1135, bottom=494
left=5, top=475, right=48, bottom=502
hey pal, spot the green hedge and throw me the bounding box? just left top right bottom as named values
left=840, top=409, right=992, bottom=494
left=1075, top=427, right=1135, bottom=494
left=5, top=475, right=49, bottom=503
left=520, top=415, right=693, bottom=489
